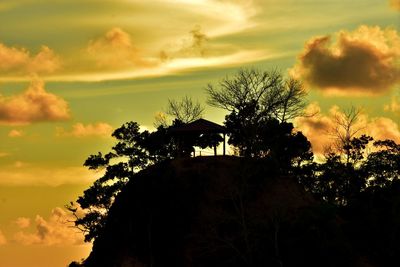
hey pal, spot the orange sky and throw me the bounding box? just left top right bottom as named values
left=0, top=1, right=399, bottom=266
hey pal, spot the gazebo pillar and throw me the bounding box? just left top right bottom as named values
left=223, top=133, right=226, bottom=156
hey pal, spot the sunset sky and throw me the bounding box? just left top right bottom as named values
left=0, top=1, right=399, bottom=266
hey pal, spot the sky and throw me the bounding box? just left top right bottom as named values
left=0, top=0, right=399, bottom=266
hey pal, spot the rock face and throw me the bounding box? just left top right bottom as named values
left=83, top=156, right=355, bottom=267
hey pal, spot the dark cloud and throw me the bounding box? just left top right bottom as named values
left=294, top=26, right=400, bottom=95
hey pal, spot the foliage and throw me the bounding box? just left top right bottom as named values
left=69, top=118, right=223, bottom=241
left=206, top=68, right=307, bottom=123
left=224, top=104, right=312, bottom=166
left=68, top=122, right=153, bottom=242
left=300, top=134, right=400, bottom=207
left=207, top=68, right=308, bottom=158
left=362, top=139, right=400, bottom=187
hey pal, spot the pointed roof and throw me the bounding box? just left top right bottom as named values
left=171, top=118, right=226, bottom=134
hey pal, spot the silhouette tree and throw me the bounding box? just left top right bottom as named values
left=206, top=68, right=306, bottom=123
left=330, top=107, right=365, bottom=165
left=68, top=261, right=82, bottom=267
left=302, top=135, right=372, bottom=206
left=166, top=96, right=204, bottom=123
left=362, top=139, right=400, bottom=187
left=206, top=68, right=307, bottom=157
left=68, top=122, right=153, bottom=242
left=69, top=118, right=218, bottom=241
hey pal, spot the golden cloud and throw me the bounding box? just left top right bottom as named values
left=160, top=26, right=209, bottom=60
left=56, top=122, right=113, bottom=138
left=295, top=103, right=400, bottom=156
left=0, top=229, right=6, bottom=245
left=367, top=117, right=400, bottom=143
left=294, top=103, right=337, bottom=155
left=8, top=129, right=24, bottom=137
left=390, top=0, right=400, bottom=11
left=384, top=96, right=400, bottom=114
left=0, top=151, right=9, bottom=157
left=0, top=164, right=99, bottom=186
left=293, top=26, right=400, bottom=95
left=0, top=1, right=262, bottom=82
left=0, top=43, right=61, bottom=75
left=14, top=207, right=84, bottom=246
left=0, top=79, right=70, bottom=125
left=87, top=27, right=154, bottom=70
left=15, top=217, right=31, bottom=229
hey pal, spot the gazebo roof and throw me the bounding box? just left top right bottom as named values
left=171, top=118, right=226, bottom=134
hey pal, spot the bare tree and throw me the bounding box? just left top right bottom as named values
left=166, top=96, right=204, bottom=123
left=273, top=77, right=307, bottom=122
left=330, top=106, right=366, bottom=164
left=206, top=68, right=307, bottom=122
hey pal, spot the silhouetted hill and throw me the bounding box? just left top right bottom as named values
left=81, top=156, right=364, bottom=267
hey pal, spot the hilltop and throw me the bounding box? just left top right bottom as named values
left=78, top=156, right=365, bottom=267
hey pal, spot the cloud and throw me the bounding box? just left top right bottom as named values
left=390, top=0, right=400, bottom=11
left=367, top=117, right=400, bottom=143
left=0, top=164, right=99, bottom=186
left=295, top=103, right=400, bottom=156
left=294, top=103, right=337, bottom=155
left=0, top=79, right=70, bottom=125
left=160, top=26, right=209, bottom=60
left=163, top=0, right=257, bottom=37
left=87, top=27, right=154, bottom=69
left=384, top=96, right=400, bottom=114
left=0, top=229, right=6, bottom=245
left=15, top=217, right=31, bottom=229
left=0, top=0, right=263, bottom=82
left=14, top=207, right=84, bottom=246
left=14, top=161, right=28, bottom=168
left=8, top=129, right=24, bottom=137
left=0, top=43, right=61, bottom=75
left=292, top=25, right=400, bottom=95
left=56, top=122, right=113, bottom=138
left=0, top=152, right=9, bottom=157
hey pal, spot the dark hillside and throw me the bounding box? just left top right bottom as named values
left=82, top=156, right=357, bottom=267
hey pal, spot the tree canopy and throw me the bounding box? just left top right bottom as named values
left=206, top=68, right=307, bottom=122
left=207, top=68, right=309, bottom=159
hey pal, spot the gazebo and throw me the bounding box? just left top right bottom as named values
left=170, top=118, right=227, bottom=156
